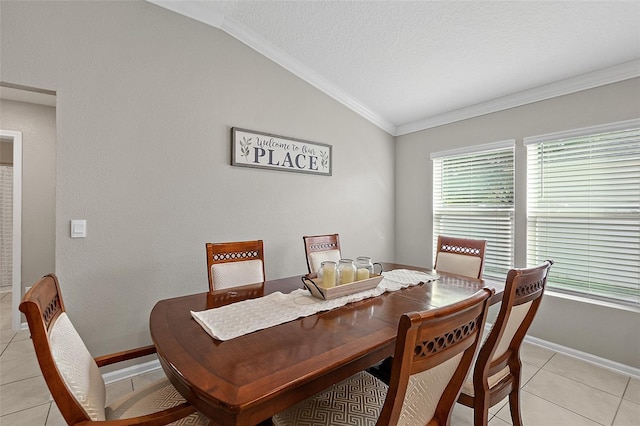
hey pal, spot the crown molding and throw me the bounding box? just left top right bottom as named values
left=149, top=0, right=225, bottom=28
left=396, top=59, right=640, bottom=136
left=218, top=13, right=397, bottom=135
left=148, top=2, right=639, bottom=138
left=148, top=0, right=396, bottom=135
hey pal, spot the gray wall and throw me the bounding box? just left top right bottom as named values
left=2, top=0, right=637, bottom=370
left=395, top=78, right=640, bottom=368
left=0, top=99, right=56, bottom=290
left=0, top=1, right=395, bottom=356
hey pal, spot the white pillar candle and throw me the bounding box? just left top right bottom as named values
left=322, top=265, right=336, bottom=288
left=339, top=268, right=355, bottom=285
left=356, top=268, right=370, bottom=281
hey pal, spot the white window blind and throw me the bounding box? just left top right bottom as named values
left=432, top=142, right=514, bottom=279
left=525, top=120, right=640, bottom=306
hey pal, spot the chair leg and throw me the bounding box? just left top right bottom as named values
left=508, top=359, right=523, bottom=426
left=508, top=387, right=523, bottom=426
left=473, top=397, right=490, bottom=426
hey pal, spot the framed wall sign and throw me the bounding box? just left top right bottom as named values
left=231, top=127, right=332, bottom=176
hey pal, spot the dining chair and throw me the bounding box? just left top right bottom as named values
left=272, top=288, right=494, bottom=426
left=19, top=274, right=209, bottom=426
left=457, top=260, right=554, bottom=426
left=369, top=235, right=489, bottom=385
left=206, top=239, right=265, bottom=292
left=303, top=233, right=341, bottom=274
left=434, top=235, right=488, bottom=279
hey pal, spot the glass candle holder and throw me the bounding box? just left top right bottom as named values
left=318, top=261, right=337, bottom=288
left=337, top=259, right=357, bottom=285
left=355, top=256, right=374, bottom=280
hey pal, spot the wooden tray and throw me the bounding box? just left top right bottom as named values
left=301, top=274, right=384, bottom=300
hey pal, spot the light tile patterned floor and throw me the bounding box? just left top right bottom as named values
left=1, top=290, right=639, bottom=425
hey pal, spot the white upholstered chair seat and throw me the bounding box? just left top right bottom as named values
left=461, top=301, right=533, bottom=397
left=21, top=273, right=212, bottom=425
left=50, top=313, right=209, bottom=425
left=272, top=371, right=387, bottom=426
left=492, top=301, right=532, bottom=359
left=462, top=302, right=532, bottom=396
left=461, top=366, right=510, bottom=397
left=106, top=380, right=210, bottom=425
left=457, top=261, right=553, bottom=426
left=308, top=249, right=341, bottom=274
left=435, top=252, right=482, bottom=278
left=210, top=259, right=264, bottom=290
left=399, top=353, right=464, bottom=425
left=274, top=354, right=465, bottom=426
left=50, top=313, right=107, bottom=421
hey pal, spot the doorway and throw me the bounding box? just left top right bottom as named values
left=0, top=130, right=22, bottom=331
left=0, top=83, right=56, bottom=331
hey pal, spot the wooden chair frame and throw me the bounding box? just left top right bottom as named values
left=369, top=235, right=488, bottom=384
left=457, top=260, right=553, bottom=426
left=435, top=235, right=488, bottom=279
left=368, top=234, right=488, bottom=388
left=378, top=288, right=494, bottom=426
left=206, top=240, right=266, bottom=292
left=302, top=233, right=341, bottom=274
left=19, top=274, right=196, bottom=426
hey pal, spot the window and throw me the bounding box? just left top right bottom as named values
left=432, top=141, right=515, bottom=279
left=525, top=120, right=640, bottom=306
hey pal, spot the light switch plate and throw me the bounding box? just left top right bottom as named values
left=70, top=220, right=86, bottom=238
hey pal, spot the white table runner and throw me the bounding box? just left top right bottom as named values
left=191, top=269, right=439, bottom=341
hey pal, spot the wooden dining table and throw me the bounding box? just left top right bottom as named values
left=149, top=262, right=504, bottom=425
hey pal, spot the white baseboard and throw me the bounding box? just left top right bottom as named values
left=481, top=323, right=640, bottom=380
left=523, top=334, right=640, bottom=379
left=102, top=359, right=162, bottom=384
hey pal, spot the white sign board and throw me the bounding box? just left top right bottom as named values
left=231, top=128, right=332, bottom=176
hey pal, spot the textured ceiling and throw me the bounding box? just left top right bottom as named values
left=154, top=1, right=640, bottom=135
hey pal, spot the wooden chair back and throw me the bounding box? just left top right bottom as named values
left=20, top=274, right=202, bottom=425
left=458, top=260, right=553, bottom=426
left=206, top=240, right=266, bottom=292
left=377, top=288, right=494, bottom=426
left=303, top=233, right=341, bottom=274
left=434, top=235, right=487, bottom=279
left=19, top=274, right=101, bottom=424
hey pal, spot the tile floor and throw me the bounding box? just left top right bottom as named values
left=1, top=289, right=639, bottom=425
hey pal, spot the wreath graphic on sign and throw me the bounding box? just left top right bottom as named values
left=320, top=151, right=329, bottom=169
left=240, top=136, right=252, bottom=160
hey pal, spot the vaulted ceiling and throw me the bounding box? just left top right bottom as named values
left=5, top=2, right=638, bottom=135
left=135, top=2, right=640, bottom=135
